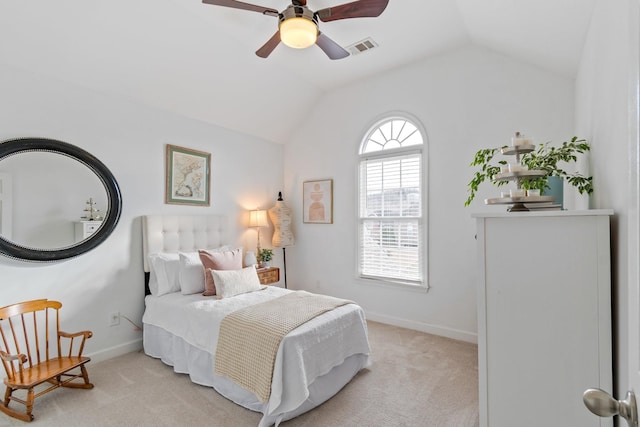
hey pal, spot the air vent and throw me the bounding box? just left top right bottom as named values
left=346, top=38, right=378, bottom=56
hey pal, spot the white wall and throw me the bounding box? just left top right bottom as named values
left=0, top=63, right=284, bottom=362
left=284, top=45, right=575, bottom=342
left=575, top=0, right=636, bottom=403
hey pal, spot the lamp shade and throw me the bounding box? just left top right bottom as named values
left=280, top=17, right=318, bottom=49
left=249, top=209, right=269, bottom=228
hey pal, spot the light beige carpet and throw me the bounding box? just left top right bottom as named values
left=0, top=321, right=478, bottom=427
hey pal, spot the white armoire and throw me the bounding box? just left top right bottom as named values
left=473, top=210, right=613, bottom=427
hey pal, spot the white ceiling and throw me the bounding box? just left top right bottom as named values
left=0, top=0, right=596, bottom=143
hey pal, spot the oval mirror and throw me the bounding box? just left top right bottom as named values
left=0, top=138, right=122, bottom=261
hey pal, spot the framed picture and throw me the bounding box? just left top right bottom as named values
left=303, top=179, right=333, bottom=224
left=165, top=144, right=211, bottom=206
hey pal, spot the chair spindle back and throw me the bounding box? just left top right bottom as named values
left=0, top=299, right=62, bottom=381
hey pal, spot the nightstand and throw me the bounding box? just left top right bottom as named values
left=257, top=267, right=280, bottom=285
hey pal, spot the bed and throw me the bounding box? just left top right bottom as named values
left=141, top=215, right=371, bottom=427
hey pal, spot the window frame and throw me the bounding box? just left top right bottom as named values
left=356, top=113, right=429, bottom=289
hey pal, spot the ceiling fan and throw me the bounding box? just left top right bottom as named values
left=202, top=0, right=389, bottom=59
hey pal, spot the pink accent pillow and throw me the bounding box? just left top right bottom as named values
left=198, top=248, right=243, bottom=296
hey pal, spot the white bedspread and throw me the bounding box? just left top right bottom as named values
left=142, top=287, right=370, bottom=419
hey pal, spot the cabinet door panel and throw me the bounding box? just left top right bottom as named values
left=479, top=214, right=611, bottom=427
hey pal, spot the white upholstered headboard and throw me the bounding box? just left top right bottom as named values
left=142, top=215, right=229, bottom=273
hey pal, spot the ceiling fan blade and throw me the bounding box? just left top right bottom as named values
left=316, top=0, right=389, bottom=22
left=316, top=32, right=349, bottom=60
left=202, top=0, right=278, bottom=16
left=256, top=31, right=281, bottom=58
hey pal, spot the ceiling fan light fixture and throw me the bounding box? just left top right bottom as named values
left=280, top=17, right=317, bottom=49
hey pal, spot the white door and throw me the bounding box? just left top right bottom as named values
left=583, top=2, right=640, bottom=425
left=629, top=0, right=640, bottom=417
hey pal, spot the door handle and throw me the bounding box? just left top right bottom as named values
left=583, top=388, right=638, bottom=427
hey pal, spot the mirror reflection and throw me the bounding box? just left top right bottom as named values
left=0, top=151, right=107, bottom=250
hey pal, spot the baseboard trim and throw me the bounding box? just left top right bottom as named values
left=87, top=338, right=143, bottom=364
left=365, top=311, right=478, bottom=344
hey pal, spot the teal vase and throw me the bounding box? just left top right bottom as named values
left=544, top=176, right=564, bottom=208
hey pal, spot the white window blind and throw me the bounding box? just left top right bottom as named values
left=359, top=151, right=423, bottom=284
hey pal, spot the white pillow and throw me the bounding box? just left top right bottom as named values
left=149, top=253, right=181, bottom=296
left=148, top=264, right=160, bottom=296
left=178, top=246, right=230, bottom=295
left=178, top=252, right=204, bottom=294
left=210, top=266, right=265, bottom=299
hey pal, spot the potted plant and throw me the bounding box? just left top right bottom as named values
left=464, top=136, right=593, bottom=206
left=257, top=248, right=273, bottom=268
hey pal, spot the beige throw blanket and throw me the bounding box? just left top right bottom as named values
left=214, top=291, right=353, bottom=403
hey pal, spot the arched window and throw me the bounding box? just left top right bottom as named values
left=358, top=114, right=427, bottom=287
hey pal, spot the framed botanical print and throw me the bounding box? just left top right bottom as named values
left=303, top=179, right=333, bottom=224
left=165, top=144, right=211, bottom=206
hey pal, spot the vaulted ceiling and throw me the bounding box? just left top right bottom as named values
left=0, top=0, right=596, bottom=143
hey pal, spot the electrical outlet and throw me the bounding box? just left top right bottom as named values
left=109, top=311, right=120, bottom=327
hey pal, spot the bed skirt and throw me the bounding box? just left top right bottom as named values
left=143, top=323, right=369, bottom=427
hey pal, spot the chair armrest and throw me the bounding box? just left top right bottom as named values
left=1, top=350, right=27, bottom=381
left=59, top=330, right=93, bottom=339
left=58, top=330, right=93, bottom=357
left=0, top=350, right=27, bottom=364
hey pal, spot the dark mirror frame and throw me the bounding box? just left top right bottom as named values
left=0, top=138, right=122, bottom=262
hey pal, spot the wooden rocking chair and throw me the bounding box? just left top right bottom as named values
left=0, top=299, right=93, bottom=422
